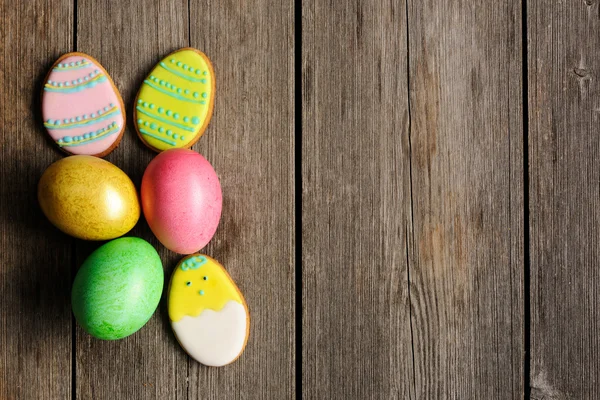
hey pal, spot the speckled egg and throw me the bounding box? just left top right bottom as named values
left=38, top=155, right=140, bottom=240
left=72, top=237, right=163, bottom=340
left=141, top=149, right=222, bottom=254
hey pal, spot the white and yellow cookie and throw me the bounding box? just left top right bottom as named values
left=134, top=48, right=215, bottom=152
left=168, top=255, right=249, bottom=366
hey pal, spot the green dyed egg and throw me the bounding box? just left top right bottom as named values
left=72, top=237, right=163, bottom=340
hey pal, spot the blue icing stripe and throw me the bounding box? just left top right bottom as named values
left=159, top=62, right=208, bottom=83
left=45, top=108, right=120, bottom=130
left=143, top=80, right=208, bottom=104
left=57, top=123, right=120, bottom=147
left=139, top=128, right=177, bottom=146
left=44, top=75, right=107, bottom=93
left=53, top=61, right=92, bottom=72
left=136, top=107, right=194, bottom=132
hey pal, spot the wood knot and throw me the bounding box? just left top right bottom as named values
left=573, top=68, right=591, bottom=79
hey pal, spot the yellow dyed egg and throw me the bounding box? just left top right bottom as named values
left=168, top=255, right=249, bottom=366
left=38, top=155, right=140, bottom=240
left=134, top=48, right=215, bottom=152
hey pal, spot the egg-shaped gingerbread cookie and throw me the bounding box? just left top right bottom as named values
left=168, top=255, right=249, bottom=367
left=134, top=48, right=215, bottom=152
left=41, top=52, right=125, bottom=157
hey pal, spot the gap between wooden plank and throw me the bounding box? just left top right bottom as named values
left=186, top=2, right=191, bottom=394
left=404, top=0, right=418, bottom=397
left=72, top=1, right=78, bottom=399
left=522, top=0, right=531, bottom=398
left=295, top=0, right=303, bottom=399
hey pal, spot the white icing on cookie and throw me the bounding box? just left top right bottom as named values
left=172, top=300, right=247, bottom=366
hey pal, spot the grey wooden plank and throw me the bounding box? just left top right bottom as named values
left=407, top=1, right=524, bottom=398
left=302, top=1, right=415, bottom=398
left=74, top=1, right=190, bottom=399
left=529, top=1, right=600, bottom=398
left=0, top=1, right=74, bottom=399
left=303, top=0, right=525, bottom=398
left=188, top=1, right=296, bottom=399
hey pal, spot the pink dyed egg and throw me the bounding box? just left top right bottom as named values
left=41, top=52, right=125, bottom=157
left=141, top=149, right=222, bottom=254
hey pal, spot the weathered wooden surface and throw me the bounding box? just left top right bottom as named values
left=6, top=0, right=600, bottom=398
left=73, top=0, right=295, bottom=399
left=529, top=1, right=600, bottom=398
left=301, top=1, right=415, bottom=398
left=188, top=0, right=296, bottom=398
left=0, top=0, right=294, bottom=399
left=74, top=1, right=190, bottom=399
left=303, top=0, right=524, bottom=398
left=406, top=1, right=525, bottom=398
left=0, top=1, right=74, bottom=399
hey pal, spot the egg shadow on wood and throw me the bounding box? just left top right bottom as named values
left=2, top=59, right=96, bottom=350
left=0, top=64, right=66, bottom=228
left=0, top=160, right=74, bottom=350
left=157, top=257, right=190, bottom=357
left=203, top=194, right=240, bottom=266
left=12, top=234, right=74, bottom=315
left=2, top=64, right=79, bottom=345
left=32, top=59, right=70, bottom=157
left=3, top=211, right=74, bottom=355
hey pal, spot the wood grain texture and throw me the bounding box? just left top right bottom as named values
left=406, top=1, right=524, bottom=398
left=529, top=1, right=600, bottom=398
left=303, top=0, right=525, bottom=398
left=0, top=1, right=74, bottom=399
left=75, top=1, right=190, bottom=399
left=189, top=1, right=296, bottom=398
left=302, top=2, right=415, bottom=398
left=73, top=0, right=295, bottom=399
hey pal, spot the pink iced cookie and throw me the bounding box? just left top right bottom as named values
left=41, top=53, right=125, bottom=157
left=141, top=149, right=222, bottom=254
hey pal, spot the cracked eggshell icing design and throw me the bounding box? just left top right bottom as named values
left=134, top=48, right=215, bottom=152
left=168, top=255, right=249, bottom=367
left=38, top=155, right=140, bottom=240
left=41, top=52, right=125, bottom=157
left=141, top=148, right=222, bottom=254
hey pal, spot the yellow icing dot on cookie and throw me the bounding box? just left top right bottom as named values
left=168, top=255, right=243, bottom=322
left=134, top=48, right=214, bottom=152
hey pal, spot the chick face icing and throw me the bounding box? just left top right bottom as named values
left=168, top=255, right=249, bottom=367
